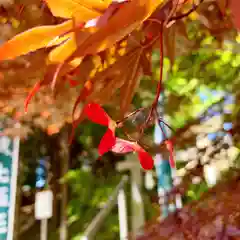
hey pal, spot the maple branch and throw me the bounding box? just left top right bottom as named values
left=143, top=35, right=159, bottom=50
left=154, top=22, right=164, bottom=104
left=143, top=18, right=164, bottom=50
left=158, top=118, right=175, bottom=133
left=133, top=21, right=165, bottom=143
left=168, top=0, right=205, bottom=22
left=164, top=0, right=180, bottom=25
left=146, top=21, right=165, bottom=124
left=116, top=107, right=145, bottom=127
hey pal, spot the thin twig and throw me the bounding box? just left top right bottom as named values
left=168, top=0, right=204, bottom=22
left=116, top=107, right=145, bottom=126
left=139, top=21, right=164, bottom=136
left=164, top=0, right=180, bottom=25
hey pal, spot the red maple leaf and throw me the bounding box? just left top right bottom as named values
left=98, top=128, right=116, bottom=156
left=83, top=103, right=116, bottom=156
left=111, top=138, right=135, bottom=153
left=137, top=149, right=154, bottom=170
left=111, top=138, right=154, bottom=170
left=84, top=102, right=111, bottom=126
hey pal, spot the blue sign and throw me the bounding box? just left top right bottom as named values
left=36, top=158, right=47, bottom=189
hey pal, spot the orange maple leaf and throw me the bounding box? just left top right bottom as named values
left=0, top=0, right=116, bottom=63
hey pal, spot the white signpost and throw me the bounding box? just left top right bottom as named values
left=35, top=190, right=53, bottom=240
left=117, top=188, right=128, bottom=240
left=204, top=164, right=218, bottom=187
left=0, top=125, right=20, bottom=240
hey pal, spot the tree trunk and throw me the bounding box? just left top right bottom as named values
left=49, top=135, right=61, bottom=230
left=59, top=127, right=69, bottom=240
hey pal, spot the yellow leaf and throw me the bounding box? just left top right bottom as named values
left=48, top=28, right=93, bottom=63
left=0, top=20, right=72, bottom=61
left=45, top=0, right=111, bottom=21
left=66, top=0, right=163, bottom=59
left=48, top=37, right=77, bottom=64
left=10, top=18, right=20, bottom=29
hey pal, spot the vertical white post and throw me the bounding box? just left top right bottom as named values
left=40, top=219, right=48, bottom=240
left=117, top=189, right=128, bottom=240
left=35, top=190, right=53, bottom=240
left=131, top=157, right=145, bottom=238
left=117, top=154, right=145, bottom=238
left=171, top=169, right=183, bottom=210
left=204, top=164, right=218, bottom=187
left=81, top=176, right=128, bottom=240
left=7, top=125, right=20, bottom=240
left=144, top=171, right=155, bottom=190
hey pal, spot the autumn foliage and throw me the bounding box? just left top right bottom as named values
left=138, top=172, right=240, bottom=240
left=0, top=0, right=239, bottom=169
